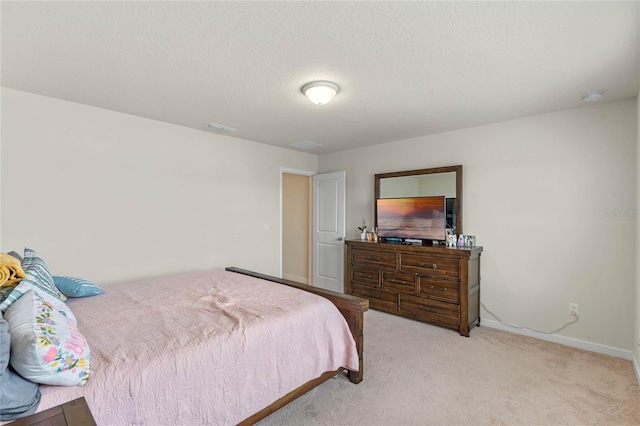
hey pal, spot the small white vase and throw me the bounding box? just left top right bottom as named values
left=360, top=231, right=367, bottom=240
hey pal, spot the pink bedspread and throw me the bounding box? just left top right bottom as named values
left=34, top=269, right=359, bottom=425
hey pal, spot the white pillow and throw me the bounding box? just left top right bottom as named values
left=5, top=290, right=90, bottom=386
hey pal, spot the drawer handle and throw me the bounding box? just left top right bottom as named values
left=418, top=304, right=437, bottom=313
left=419, top=262, right=438, bottom=270
left=390, top=279, right=407, bottom=284
left=356, top=273, right=373, bottom=279
left=366, top=256, right=382, bottom=262
left=428, top=285, right=448, bottom=292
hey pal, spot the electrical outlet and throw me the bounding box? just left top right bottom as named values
left=569, top=303, right=579, bottom=316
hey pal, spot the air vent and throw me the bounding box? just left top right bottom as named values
left=289, top=140, right=323, bottom=150
left=205, top=123, right=237, bottom=133
left=582, top=91, right=605, bottom=102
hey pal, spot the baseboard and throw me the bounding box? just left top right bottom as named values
left=633, top=352, right=640, bottom=387
left=282, top=273, right=308, bottom=285
left=481, top=319, right=634, bottom=361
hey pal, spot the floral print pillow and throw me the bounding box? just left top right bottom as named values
left=4, top=289, right=90, bottom=386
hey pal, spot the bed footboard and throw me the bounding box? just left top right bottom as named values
left=225, top=267, right=368, bottom=384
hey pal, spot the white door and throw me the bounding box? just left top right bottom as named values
left=312, top=171, right=346, bottom=293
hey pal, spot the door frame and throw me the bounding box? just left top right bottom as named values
left=279, top=167, right=315, bottom=280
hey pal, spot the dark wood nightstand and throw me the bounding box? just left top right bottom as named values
left=8, top=397, right=96, bottom=426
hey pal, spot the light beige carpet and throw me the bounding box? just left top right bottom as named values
left=258, top=310, right=640, bottom=425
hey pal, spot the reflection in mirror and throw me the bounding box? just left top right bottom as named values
left=379, top=172, right=457, bottom=199
left=375, top=165, right=462, bottom=237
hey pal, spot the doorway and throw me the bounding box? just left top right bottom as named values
left=281, top=171, right=312, bottom=284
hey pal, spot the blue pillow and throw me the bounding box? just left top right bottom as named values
left=53, top=276, right=104, bottom=298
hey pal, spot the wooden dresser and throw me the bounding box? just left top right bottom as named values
left=345, top=240, right=482, bottom=336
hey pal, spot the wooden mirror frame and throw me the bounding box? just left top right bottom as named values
left=374, top=165, right=463, bottom=237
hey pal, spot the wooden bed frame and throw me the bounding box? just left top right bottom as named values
left=225, top=267, right=368, bottom=425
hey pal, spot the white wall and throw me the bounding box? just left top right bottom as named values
left=0, top=90, right=2, bottom=246
left=636, top=90, right=640, bottom=376
left=320, top=99, right=637, bottom=351
left=1, top=88, right=317, bottom=282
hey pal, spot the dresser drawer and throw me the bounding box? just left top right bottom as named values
left=418, top=278, right=459, bottom=303
left=399, top=294, right=460, bottom=326
left=400, top=254, right=460, bottom=279
left=351, top=267, right=380, bottom=288
left=382, top=271, right=417, bottom=293
left=352, top=249, right=396, bottom=268
left=352, top=285, right=398, bottom=310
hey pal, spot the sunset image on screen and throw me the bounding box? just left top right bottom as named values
left=377, top=196, right=446, bottom=240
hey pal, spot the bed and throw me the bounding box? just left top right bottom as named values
left=9, top=267, right=368, bottom=425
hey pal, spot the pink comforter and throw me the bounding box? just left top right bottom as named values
left=34, top=269, right=359, bottom=425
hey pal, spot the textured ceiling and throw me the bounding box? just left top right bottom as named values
left=2, top=1, right=639, bottom=154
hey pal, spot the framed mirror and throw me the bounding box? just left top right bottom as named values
left=374, top=165, right=462, bottom=237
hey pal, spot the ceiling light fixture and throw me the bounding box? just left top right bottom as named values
left=582, top=91, right=605, bottom=102
left=301, top=81, right=340, bottom=105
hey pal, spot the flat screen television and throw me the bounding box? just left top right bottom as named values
left=376, top=196, right=446, bottom=241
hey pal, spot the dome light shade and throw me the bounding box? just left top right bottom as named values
left=301, top=81, right=340, bottom=105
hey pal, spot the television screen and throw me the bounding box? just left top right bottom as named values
left=376, top=196, right=446, bottom=240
